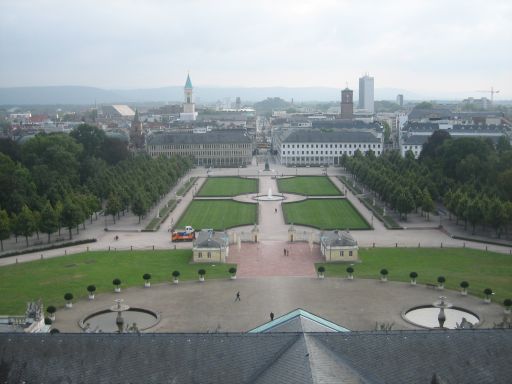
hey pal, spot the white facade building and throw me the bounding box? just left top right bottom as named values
left=274, top=129, right=383, bottom=166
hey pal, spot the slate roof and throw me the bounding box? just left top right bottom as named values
left=194, top=230, right=228, bottom=248
left=408, top=107, right=453, bottom=121
left=147, top=130, right=252, bottom=146
left=321, top=230, right=358, bottom=247
left=1, top=330, right=511, bottom=383
left=402, top=135, right=429, bottom=145
left=282, top=130, right=381, bottom=144
left=312, top=120, right=381, bottom=130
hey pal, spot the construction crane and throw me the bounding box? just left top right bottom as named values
left=476, top=86, right=500, bottom=103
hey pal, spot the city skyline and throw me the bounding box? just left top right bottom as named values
left=0, top=0, right=511, bottom=98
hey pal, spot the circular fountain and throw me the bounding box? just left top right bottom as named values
left=80, top=299, right=159, bottom=333
left=403, top=296, right=480, bottom=329
left=254, top=187, right=285, bottom=201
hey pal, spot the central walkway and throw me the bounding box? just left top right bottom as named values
left=228, top=242, right=323, bottom=277
left=229, top=175, right=323, bottom=277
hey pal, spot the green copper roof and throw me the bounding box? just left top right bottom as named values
left=185, top=74, right=193, bottom=89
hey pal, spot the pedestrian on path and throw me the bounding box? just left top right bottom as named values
left=235, top=291, right=241, bottom=302
left=283, top=248, right=286, bottom=256
left=270, top=312, right=274, bottom=321
left=275, top=208, right=277, bottom=213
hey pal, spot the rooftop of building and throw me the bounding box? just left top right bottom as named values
left=147, top=129, right=252, bottom=146
left=194, top=230, right=229, bottom=248
left=2, top=329, right=511, bottom=383
left=320, top=230, right=358, bottom=247
left=280, top=129, right=381, bottom=144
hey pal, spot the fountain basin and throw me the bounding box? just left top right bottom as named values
left=403, top=305, right=479, bottom=329
left=80, top=308, right=159, bottom=333
left=254, top=194, right=285, bottom=201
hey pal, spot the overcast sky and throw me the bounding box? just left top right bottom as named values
left=1, top=0, right=511, bottom=98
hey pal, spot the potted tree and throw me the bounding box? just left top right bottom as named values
left=113, top=278, right=122, bottom=293
left=483, top=288, right=493, bottom=303
left=172, top=270, right=180, bottom=284
left=229, top=267, right=237, bottom=280
left=346, top=266, right=354, bottom=280
left=460, top=281, right=469, bottom=296
left=46, top=305, right=57, bottom=321
left=143, top=273, right=151, bottom=288
left=409, top=272, right=418, bottom=285
left=437, top=276, right=446, bottom=290
left=317, top=266, right=325, bottom=279
left=198, top=269, right=206, bottom=282
left=44, top=317, right=52, bottom=326
left=380, top=269, right=388, bottom=282
left=87, top=285, right=96, bottom=300
left=64, top=293, right=73, bottom=308
left=503, top=299, right=512, bottom=315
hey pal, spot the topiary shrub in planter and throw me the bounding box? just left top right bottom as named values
left=172, top=270, right=180, bottom=284
left=437, top=276, right=446, bottom=290
left=504, top=299, right=512, bottom=315
left=44, top=317, right=52, bottom=325
left=143, top=273, right=151, bottom=288
left=409, top=272, right=418, bottom=285
left=46, top=305, right=57, bottom=321
left=87, top=285, right=96, bottom=300
left=460, top=281, right=469, bottom=296
left=229, top=267, right=237, bottom=280
left=483, top=288, right=493, bottom=303
left=198, top=269, right=206, bottom=282
left=317, top=266, right=325, bottom=279
left=380, top=269, right=388, bottom=282
left=113, top=278, right=122, bottom=293
left=346, top=266, right=354, bottom=280
left=64, top=293, right=73, bottom=308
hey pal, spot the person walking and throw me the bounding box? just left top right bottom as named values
left=270, top=312, right=274, bottom=321
left=235, top=291, right=241, bottom=302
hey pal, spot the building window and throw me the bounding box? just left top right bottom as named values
left=340, top=251, right=344, bottom=256
left=349, top=251, right=353, bottom=257
left=198, top=252, right=202, bottom=258
left=207, top=252, right=211, bottom=258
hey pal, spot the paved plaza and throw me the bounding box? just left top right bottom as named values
left=53, top=276, right=505, bottom=333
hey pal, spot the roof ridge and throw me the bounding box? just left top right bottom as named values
left=248, top=333, right=310, bottom=383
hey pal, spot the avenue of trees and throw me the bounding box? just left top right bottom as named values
left=342, top=132, right=512, bottom=238
left=0, top=124, right=193, bottom=250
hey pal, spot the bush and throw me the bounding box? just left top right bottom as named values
left=143, top=273, right=151, bottom=281
left=112, top=278, right=121, bottom=286
left=228, top=267, right=237, bottom=274
left=346, top=266, right=354, bottom=274
left=409, top=272, right=418, bottom=279
left=460, top=281, right=469, bottom=288
left=380, top=269, right=388, bottom=276
left=46, top=305, right=56, bottom=314
left=198, top=269, right=206, bottom=276
left=50, top=328, right=60, bottom=334
left=317, top=266, right=325, bottom=273
left=87, top=285, right=96, bottom=293
left=64, top=293, right=73, bottom=301
left=504, top=299, right=512, bottom=307
left=437, top=276, right=446, bottom=284
left=172, top=270, right=180, bottom=278
left=484, top=288, right=493, bottom=296
left=44, top=317, right=52, bottom=325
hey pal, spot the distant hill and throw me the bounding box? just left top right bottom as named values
left=0, top=85, right=423, bottom=105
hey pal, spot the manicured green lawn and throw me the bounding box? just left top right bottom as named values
left=0, top=250, right=235, bottom=315
left=277, top=176, right=342, bottom=196
left=176, top=200, right=257, bottom=230
left=197, top=177, right=258, bottom=197
left=283, top=199, right=369, bottom=229
left=316, top=248, right=512, bottom=304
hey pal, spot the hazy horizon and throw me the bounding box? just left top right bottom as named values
left=1, top=0, right=511, bottom=98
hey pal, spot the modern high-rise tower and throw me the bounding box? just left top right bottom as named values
left=340, top=88, right=354, bottom=119
left=358, top=74, right=374, bottom=114
left=180, top=73, right=198, bottom=121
